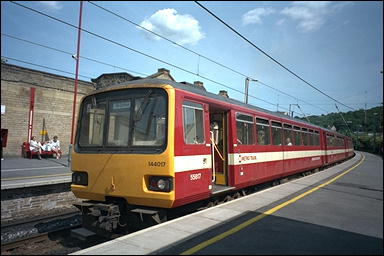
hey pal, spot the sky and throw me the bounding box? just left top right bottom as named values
left=1, top=1, right=383, bottom=117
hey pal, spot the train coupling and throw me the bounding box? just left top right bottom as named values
left=74, top=201, right=122, bottom=237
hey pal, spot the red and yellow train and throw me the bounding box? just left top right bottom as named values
left=71, top=78, right=354, bottom=235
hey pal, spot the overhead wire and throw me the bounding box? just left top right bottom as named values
left=335, top=104, right=353, bottom=136
left=86, top=1, right=332, bottom=115
left=1, top=33, right=149, bottom=77
left=87, top=1, right=249, bottom=79
left=9, top=1, right=297, bottom=115
left=1, top=55, right=93, bottom=80
left=194, top=1, right=356, bottom=112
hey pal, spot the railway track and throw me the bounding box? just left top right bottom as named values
left=1, top=211, right=86, bottom=255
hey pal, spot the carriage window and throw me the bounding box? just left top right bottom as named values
left=236, top=113, right=254, bottom=145
left=314, top=131, right=320, bottom=145
left=337, top=136, right=343, bottom=147
left=271, top=121, right=282, bottom=145
left=256, top=118, right=270, bottom=145
left=183, top=101, right=205, bottom=144
left=302, top=128, right=309, bottom=146
left=284, top=124, right=293, bottom=146
left=308, top=129, right=314, bottom=146
left=293, top=126, right=301, bottom=145
left=302, top=132, right=308, bottom=146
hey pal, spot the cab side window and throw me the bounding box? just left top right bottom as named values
left=183, top=101, right=205, bottom=144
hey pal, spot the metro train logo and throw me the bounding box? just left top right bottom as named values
left=238, top=154, right=257, bottom=163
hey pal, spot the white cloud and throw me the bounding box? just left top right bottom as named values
left=139, top=9, right=204, bottom=46
left=276, top=19, right=286, bottom=26
left=281, top=1, right=351, bottom=33
left=242, top=8, right=275, bottom=25
left=38, top=1, right=62, bottom=10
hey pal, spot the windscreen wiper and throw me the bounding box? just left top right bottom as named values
left=133, top=89, right=153, bottom=123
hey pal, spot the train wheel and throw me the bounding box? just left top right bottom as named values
left=233, top=192, right=241, bottom=199
left=223, top=195, right=233, bottom=202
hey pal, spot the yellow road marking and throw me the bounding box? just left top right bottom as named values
left=181, top=153, right=365, bottom=255
left=1, top=173, right=71, bottom=181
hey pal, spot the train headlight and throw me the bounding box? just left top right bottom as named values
left=148, top=176, right=173, bottom=192
left=72, top=171, right=88, bottom=186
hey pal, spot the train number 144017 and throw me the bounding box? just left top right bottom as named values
left=148, top=161, right=166, bottom=167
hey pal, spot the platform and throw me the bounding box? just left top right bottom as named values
left=1, top=156, right=71, bottom=190
left=72, top=152, right=382, bottom=255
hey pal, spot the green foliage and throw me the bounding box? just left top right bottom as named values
left=297, top=106, right=383, bottom=154
left=298, top=106, right=383, bottom=135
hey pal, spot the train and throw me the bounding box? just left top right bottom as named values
left=70, top=78, right=354, bottom=237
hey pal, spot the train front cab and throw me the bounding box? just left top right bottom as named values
left=70, top=83, right=182, bottom=236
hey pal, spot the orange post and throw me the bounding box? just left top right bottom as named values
left=27, top=87, right=36, bottom=142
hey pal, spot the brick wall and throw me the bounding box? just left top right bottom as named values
left=1, top=63, right=95, bottom=157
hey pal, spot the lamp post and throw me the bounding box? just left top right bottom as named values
left=289, top=104, right=298, bottom=117
left=244, top=77, right=258, bottom=104
left=356, top=124, right=362, bottom=149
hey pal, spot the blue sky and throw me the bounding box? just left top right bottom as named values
left=1, top=1, right=383, bottom=117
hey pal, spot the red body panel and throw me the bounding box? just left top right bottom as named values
left=171, top=87, right=354, bottom=208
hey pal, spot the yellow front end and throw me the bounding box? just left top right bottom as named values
left=71, top=84, right=175, bottom=208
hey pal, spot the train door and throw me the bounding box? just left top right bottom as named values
left=209, top=109, right=228, bottom=187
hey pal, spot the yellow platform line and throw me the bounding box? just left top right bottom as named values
left=181, top=153, right=365, bottom=255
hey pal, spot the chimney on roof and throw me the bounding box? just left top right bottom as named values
left=193, top=81, right=204, bottom=88
left=218, top=90, right=229, bottom=98
left=158, top=68, right=170, bottom=74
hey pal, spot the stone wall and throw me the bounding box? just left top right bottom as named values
left=1, top=183, right=82, bottom=224
left=1, top=63, right=95, bottom=157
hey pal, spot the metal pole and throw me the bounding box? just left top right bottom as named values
left=244, top=78, right=249, bottom=104
left=70, top=1, right=83, bottom=145
left=244, top=77, right=258, bottom=104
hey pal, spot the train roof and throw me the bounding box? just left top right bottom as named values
left=107, top=78, right=348, bottom=138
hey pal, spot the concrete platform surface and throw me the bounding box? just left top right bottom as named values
left=1, top=156, right=71, bottom=189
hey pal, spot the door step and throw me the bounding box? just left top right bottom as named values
left=211, top=184, right=235, bottom=195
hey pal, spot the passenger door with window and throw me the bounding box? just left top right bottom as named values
left=174, top=99, right=211, bottom=204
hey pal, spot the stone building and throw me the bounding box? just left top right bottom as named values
left=1, top=63, right=95, bottom=157
left=0, top=64, right=178, bottom=157
left=91, top=72, right=141, bottom=90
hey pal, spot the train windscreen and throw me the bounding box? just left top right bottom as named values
left=75, top=88, right=167, bottom=153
